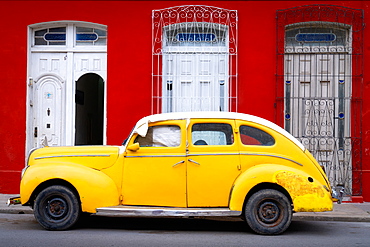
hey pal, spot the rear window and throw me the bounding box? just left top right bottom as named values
left=239, top=126, right=275, bottom=146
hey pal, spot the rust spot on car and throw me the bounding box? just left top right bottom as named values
left=274, top=171, right=332, bottom=212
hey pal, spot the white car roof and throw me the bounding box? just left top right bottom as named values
left=134, top=112, right=305, bottom=151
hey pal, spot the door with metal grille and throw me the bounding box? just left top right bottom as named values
left=277, top=5, right=364, bottom=198
left=285, top=53, right=352, bottom=194
left=284, top=23, right=353, bottom=196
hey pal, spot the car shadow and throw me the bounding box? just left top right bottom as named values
left=77, top=215, right=251, bottom=233
left=76, top=215, right=327, bottom=235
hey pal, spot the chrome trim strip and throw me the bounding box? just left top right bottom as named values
left=126, top=155, right=186, bottom=158
left=96, top=206, right=242, bottom=217
left=188, top=153, right=240, bottom=156
left=35, top=154, right=111, bottom=160
left=126, top=153, right=238, bottom=158
left=240, top=152, right=303, bottom=166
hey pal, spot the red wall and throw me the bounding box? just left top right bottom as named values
left=0, top=1, right=369, bottom=201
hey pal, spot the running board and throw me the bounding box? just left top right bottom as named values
left=96, top=206, right=242, bottom=217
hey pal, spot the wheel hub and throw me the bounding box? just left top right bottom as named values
left=258, top=201, right=280, bottom=224
left=48, top=198, right=67, bottom=218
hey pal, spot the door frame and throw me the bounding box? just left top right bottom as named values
left=26, top=21, right=107, bottom=156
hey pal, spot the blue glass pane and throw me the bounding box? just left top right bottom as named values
left=176, top=33, right=216, bottom=42
left=295, top=33, right=336, bottom=42
left=45, top=33, right=66, bottom=41
left=76, top=33, right=98, bottom=41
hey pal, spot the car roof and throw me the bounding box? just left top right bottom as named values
left=134, top=112, right=305, bottom=151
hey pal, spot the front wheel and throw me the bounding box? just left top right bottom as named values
left=244, top=189, right=292, bottom=235
left=34, top=185, right=81, bottom=230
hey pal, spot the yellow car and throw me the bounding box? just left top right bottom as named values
left=12, top=112, right=335, bottom=234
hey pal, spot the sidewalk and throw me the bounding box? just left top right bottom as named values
left=1, top=194, right=370, bottom=222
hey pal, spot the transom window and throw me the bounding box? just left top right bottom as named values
left=285, top=22, right=349, bottom=47
left=35, top=27, right=66, bottom=45
left=164, top=22, right=227, bottom=47
left=33, top=25, right=107, bottom=46
left=76, top=27, right=107, bottom=46
left=176, top=33, right=216, bottom=42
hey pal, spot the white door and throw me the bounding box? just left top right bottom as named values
left=33, top=76, right=64, bottom=148
left=163, top=53, right=228, bottom=112
left=30, top=53, right=67, bottom=148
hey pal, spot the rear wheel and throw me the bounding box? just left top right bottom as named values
left=244, top=189, right=292, bottom=235
left=34, top=185, right=81, bottom=230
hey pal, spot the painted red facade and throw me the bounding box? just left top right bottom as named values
left=0, top=1, right=369, bottom=202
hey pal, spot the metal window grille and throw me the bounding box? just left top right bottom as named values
left=152, top=5, right=238, bottom=114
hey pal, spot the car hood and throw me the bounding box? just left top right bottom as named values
left=28, top=146, right=121, bottom=170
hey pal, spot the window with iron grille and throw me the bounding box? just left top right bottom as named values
left=152, top=5, right=238, bottom=114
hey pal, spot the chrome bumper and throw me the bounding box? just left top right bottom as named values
left=332, top=185, right=345, bottom=204
left=7, top=197, right=21, bottom=206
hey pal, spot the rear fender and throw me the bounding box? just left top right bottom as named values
left=229, top=164, right=333, bottom=212
left=20, top=162, right=120, bottom=213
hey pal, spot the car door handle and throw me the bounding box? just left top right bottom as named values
left=172, top=160, right=185, bottom=167
left=188, top=159, right=200, bottom=166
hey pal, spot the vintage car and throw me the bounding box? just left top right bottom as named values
left=10, top=112, right=335, bottom=234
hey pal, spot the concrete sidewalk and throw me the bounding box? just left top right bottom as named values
left=1, top=194, right=370, bottom=222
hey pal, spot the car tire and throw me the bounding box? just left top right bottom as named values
left=34, top=185, right=81, bottom=230
left=244, top=189, right=292, bottom=235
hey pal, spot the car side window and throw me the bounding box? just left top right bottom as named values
left=134, top=125, right=181, bottom=147
left=192, top=123, right=233, bottom=145
left=239, top=125, right=275, bottom=146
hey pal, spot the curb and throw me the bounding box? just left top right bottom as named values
left=292, top=214, right=370, bottom=223
left=0, top=207, right=33, bottom=215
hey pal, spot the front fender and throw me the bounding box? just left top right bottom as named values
left=229, top=164, right=333, bottom=212
left=20, top=162, right=120, bottom=213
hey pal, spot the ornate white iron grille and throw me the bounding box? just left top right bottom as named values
left=276, top=5, right=364, bottom=197
left=152, top=5, right=238, bottom=113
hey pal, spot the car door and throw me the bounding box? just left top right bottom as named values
left=122, top=120, right=187, bottom=207
left=186, top=119, right=241, bottom=207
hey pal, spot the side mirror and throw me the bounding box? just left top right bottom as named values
left=127, top=143, right=140, bottom=152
